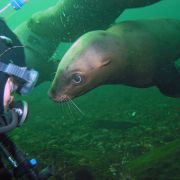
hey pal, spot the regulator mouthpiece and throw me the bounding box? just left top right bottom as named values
left=11, top=100, right=28, bottom=126
left=0, top=100, right=28, bottom=133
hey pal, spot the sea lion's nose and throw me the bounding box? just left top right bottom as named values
left=48, top=88, right=57, bottom=101
left=48, top=89, right=69, bottom=102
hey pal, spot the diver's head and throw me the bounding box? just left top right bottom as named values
left=0, top=18, right=38, bottom=115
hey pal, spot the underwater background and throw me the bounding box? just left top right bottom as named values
left=0, top=0, right=180, bottom=179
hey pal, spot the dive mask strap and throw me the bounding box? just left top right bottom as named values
left=0, top=61, right=27, bottom=80
left=0, top=61, right=39, bottom=95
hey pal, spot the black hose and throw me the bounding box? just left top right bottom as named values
left=0, top=110, right=18, bottom=134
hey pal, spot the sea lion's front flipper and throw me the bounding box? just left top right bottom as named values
left=155, top=63, right=180, bottom=98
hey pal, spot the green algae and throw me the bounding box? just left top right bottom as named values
left=125, top=140, right=180, bottom=179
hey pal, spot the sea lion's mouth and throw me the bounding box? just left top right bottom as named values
left=57, top=94, right=71, bottom=102
left=48, top=90, right=71, bottom=103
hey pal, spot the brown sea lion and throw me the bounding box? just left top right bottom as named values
left=48, top=19, right=180, bottom=102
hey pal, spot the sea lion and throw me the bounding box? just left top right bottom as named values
left=48, top=19, right=180, bottom=102
left=28, top=0, right=160, bottom=41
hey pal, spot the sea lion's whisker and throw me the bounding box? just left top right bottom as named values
left=61, top=101, right=67, bottom=117
left=58, top=102, right=64, bottom=114
left=67, top=98, right=79, bottom=115
left=67, top=101, right=75, bottom=120
left=68, top=98, right=85, bottom=116
left=64, top=102, right=70, bottom=118
left=68, top=99, right=82, bottom=117
left=63, top=101, right=73, bottom=120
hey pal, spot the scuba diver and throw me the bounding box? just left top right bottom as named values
left=0, top=17, right=38, bottom=179
left=0, top=0, right=33, bottom=134
left=0, top=18, right=52, bottom=179
left=0, top=17, right=38, bottom=134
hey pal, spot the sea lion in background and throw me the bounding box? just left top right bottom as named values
left=48, top=19, right=180, bottom=102
left=28, top=0, right=161, bottom=41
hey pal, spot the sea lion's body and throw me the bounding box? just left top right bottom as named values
left=49, top=19, right=180, bottom=102
left=106, top=19, right=180, bottom=87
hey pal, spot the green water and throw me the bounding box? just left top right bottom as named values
left=0, top=0, right=59, bottom=29
left=1, top=0, right=180, bottom=29
left=0, top=0, right=180, bottom=179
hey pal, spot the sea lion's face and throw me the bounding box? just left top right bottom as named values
left=49, top=31, right=112, bottom=102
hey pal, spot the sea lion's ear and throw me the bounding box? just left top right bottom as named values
left=100, top=59, right=111, bottom=67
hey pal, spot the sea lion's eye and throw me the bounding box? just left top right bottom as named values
left=71, top=74, right=82, bottom=84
